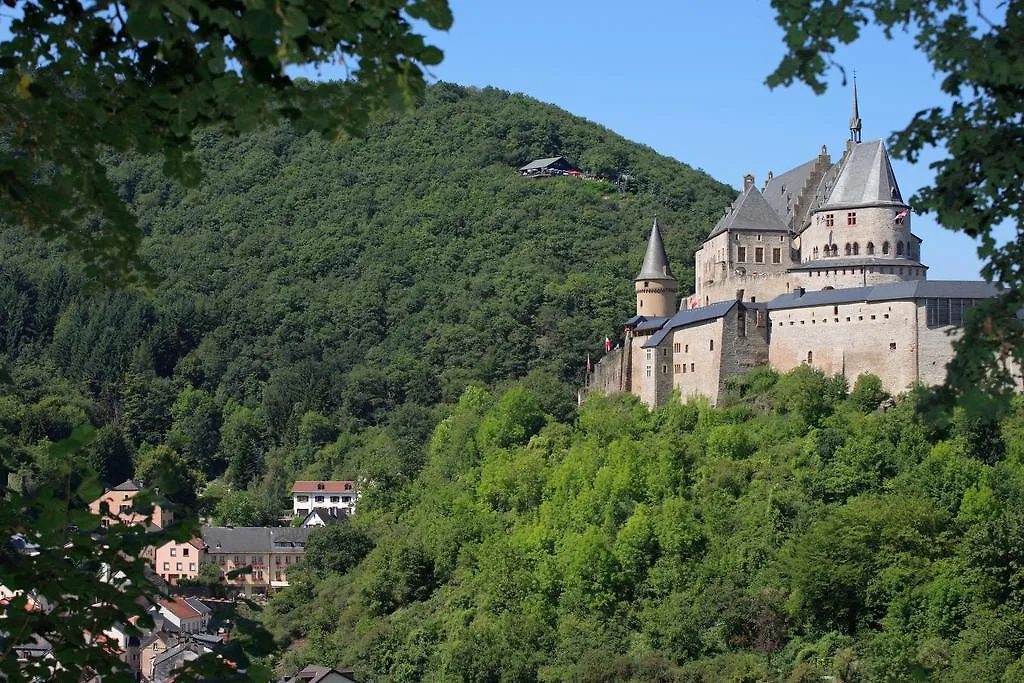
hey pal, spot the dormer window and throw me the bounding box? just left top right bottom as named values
left=316, top=483, right=325, bottom=490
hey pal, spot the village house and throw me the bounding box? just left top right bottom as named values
left=153, top=537, right=206, bottom=584
left=88, top=479, right=174, bottom=530
left=299, top=507, right=348, bottom=527
left=291, top=480, right=357, bottom=518
left=201, top=526, right=311, bottom=590
left=156, top=596, right=212, bottom=634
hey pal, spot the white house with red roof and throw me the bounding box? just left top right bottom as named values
left=291, top=480, right=358, bottom=518
left=156, top=596, right=211, bottom=634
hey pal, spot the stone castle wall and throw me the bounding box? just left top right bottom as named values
left=800, top=206, right=917, bottom=262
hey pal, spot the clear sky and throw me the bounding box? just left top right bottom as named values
left=408, top=0, right=993, bottom=281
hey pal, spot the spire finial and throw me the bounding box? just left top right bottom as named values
left=850, top=72, right=862, bottom=143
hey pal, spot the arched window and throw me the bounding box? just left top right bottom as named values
left=823, top=244, right=830, bottom=257
left=831, top=244, right=839, bottom=257
left=866, top=241, right=875, bottom=255
left=844, top=243, right=852, bottom=256
left=807, top=350, right=813, bottom=364
left=882, top=241, right=890, bottom=255
left=852, top=242, right=860, bottom=255
left=896, top=241, right=904, bottom=256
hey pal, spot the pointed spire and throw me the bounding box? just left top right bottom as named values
left=850, top=73, right=862, bottom=143
left=636, top=217, right=675, bottom=281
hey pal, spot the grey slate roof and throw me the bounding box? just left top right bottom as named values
left=708, top=184, right=790, bottom=239
left=820, top=139, right=905, bottom=210
left=111, top=479, right=143, bottom=492
left=762, top=158, right=818, bottom=227
left=642, top=300, right=738, bottom=348
left=636, top=218, right=675, bottom=281
left=789, top=256, right=927, bottom=271
left=201, top=526, right=311, bottom=554
left=518, top=156, right=567, bottom=171
left=635, top=316, right=670, bottom=332
left=766, top=280, right=1000, bottom=311
left=303, top=507, right=348, bottom=526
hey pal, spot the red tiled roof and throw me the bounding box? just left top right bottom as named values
left=291, top=481, right=356, bottom=494
left=159, top=597, right=200, bottom=620
left=186, top=537, right=205, bottom=550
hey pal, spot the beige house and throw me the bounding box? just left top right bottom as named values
left=153, top=537, right=206, bottom=584
left=201, top=526, right=311, bottom=590
left=88, top=479, right=173, bottom=530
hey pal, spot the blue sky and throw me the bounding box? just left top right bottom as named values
left=411, top=0, right=991, bottom=281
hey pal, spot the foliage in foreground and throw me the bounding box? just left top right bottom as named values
left=265, top=369, right=1024, bottom=682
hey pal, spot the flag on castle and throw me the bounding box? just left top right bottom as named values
left=892, top=208, right=909, bottom=224
left=605, top=336, right=612, bottom=352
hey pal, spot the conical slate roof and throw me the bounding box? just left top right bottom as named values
left=636, top=218, right=675, bottom=281
left=821, top=139, right=905, bottom=209
left=708, top=184, right=790, bottom=239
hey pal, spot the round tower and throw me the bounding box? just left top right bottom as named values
left=635, top=218, right=677, bottom=316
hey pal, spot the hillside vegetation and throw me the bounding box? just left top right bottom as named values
left=265, top=369, right=1024, bottom=682
left=0, top=82, right=732, bottom=502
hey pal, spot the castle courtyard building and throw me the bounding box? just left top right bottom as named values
left=587, top=84, right=1002, bottom=406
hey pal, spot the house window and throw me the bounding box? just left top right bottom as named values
left=737, top=246, right=747, bottom=262
left=314, top=495, right=324, bottom=502
left=163, top=562, right=169, bottom=571
left=170, top=548, right=176, bottom=556
left=772, top=248, right=781, bottom=264
left=330, top=496, right=340, bottom=503
left=182, top=548, right=189, bottom=557
left=189, top=563, right=196, bottom=571
left=297, top=495, right=308, bottom=502
left=825, top=213, right=834, bottom=227
left=342, top=496, right=351, bottom=502
left=175, top=563, right=182, bottom=571
left=847, top=212, right=857, bottom=225
left=755, top=247, right=764, bottom=263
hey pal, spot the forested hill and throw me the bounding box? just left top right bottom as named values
left=0, top=82, right=733, bottom=493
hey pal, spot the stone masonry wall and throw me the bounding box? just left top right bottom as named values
left=668, top=318, right=725, bottom=405
left=768, top=299, right=919, bottom=394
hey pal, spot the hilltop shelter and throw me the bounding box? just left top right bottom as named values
left=585, top=81, right=1001, bottom=407
left=518, top=155, right=574, bottom=176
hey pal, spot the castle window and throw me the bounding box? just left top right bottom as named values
left=674, top=342, right=681, bottom=353
left=780, top=235, right=785, bottom=242
left=833, top=306, right=839, bottom=315
left=755, top=247, right=764, bottom=263
left=867, top=242, right=875, bottom=255
left=685, top=344, right=689, bottom=353
left=662, top=365, right=668, bottom=375
left=882, top=241, right=890, bottom=255
left=772, top=248, right=781, bottom=264
left=737, top=246, right=746, bottom=262
left=709, top=339, right=714, bottom=351
left=847, top=212, right=857, bottom=225
left=896, top=241, right=904, bottom=256
left=807, top=350, right=813, bottom=364
left=825, top=213, right=834, bottom=227
left=831, top=245, right=839, bottom=257
left=844, top=243, right=852, bottom=256
left=853, top=242, right=859, bottom=255
left=646, top=368, right=651, bottom=377
left=681, top=364, right=686, bottom=374
left=690, top=363, right=695, bottom=372
left=646, top=349, right=651, bottom=360
left=757, top=234, right=762, bottom=241
left=674, top=364, right=681, bottom=374
left=813, top=247, right=819, bottom=258
left=663, top=348, right=668, bottom=357
left=890, top=342, right=897, bottom=350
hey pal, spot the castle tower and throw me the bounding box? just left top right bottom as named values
left=635, top=218, right=677, bottom=317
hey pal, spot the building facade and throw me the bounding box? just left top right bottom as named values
left=201, top=526, right=310, bottom=590
left=586, top=86, right=1002, bottom=407
left=153, top=537, right=206, bottom=584
left=89, top=479, right=174, bottom=530
left=291, top=481, right=358, bottom=518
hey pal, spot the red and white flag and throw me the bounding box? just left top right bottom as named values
left=604, top=336, right=612, bottom=352
left=893, top=208, right=909, bottom=224
left=586, top=353, right=593, bottom=373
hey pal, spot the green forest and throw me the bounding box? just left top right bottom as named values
left=4, top=82, right=1024, bottom=681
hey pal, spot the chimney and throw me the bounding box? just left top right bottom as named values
left=743, top=173, right=755, bottom=192
left=735, top=289, right=745, bottom=301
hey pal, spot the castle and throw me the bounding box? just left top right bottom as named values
left=587, top=84, right=997, bottom=407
